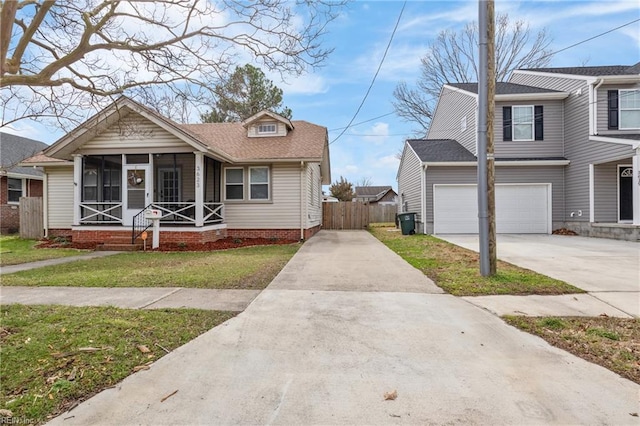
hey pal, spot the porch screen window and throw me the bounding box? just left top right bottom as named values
left=225, top=168, right=244, bottom=200
left=83, top=167, right=98, bottom=201
left=82, top=157, right=122, bottom=202
left=249, top=167, right=269, bottom=200
left=620, top=89, right=640, bottom=129
left=7, top=178, right=23, bottom=203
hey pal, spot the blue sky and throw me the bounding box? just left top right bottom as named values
left=5, top=0, right=640, bottom=191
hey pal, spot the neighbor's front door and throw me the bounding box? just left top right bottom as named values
left=619, top=165, right=632, bottom=222
left=123, top=165, right=151, bottom=226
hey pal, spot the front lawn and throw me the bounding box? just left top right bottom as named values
left=369, top=226, right=582, bottom=296
left=0, top=236, right=87, bottom=267
left=1, top=244, right=299, bottom=289
left=0, top=304, right=236, bottom=424
left=504, top=316, right=640, bottom=384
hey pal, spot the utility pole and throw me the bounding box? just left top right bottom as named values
left=477, top=0, right=497, bottom=276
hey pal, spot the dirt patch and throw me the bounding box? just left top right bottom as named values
left=552, top=228, right=579, bottom=236
left=35, top=237, right=298, bottom=252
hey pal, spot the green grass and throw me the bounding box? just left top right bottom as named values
left=369, top=226, right=582, bottom=296
left=0, top=304, right=236, bottom=424
left=0, top=236, right=87, bottom=267
left=504, top=316, right=639, bottom=384
left=1, top=244, right=300, bottom=289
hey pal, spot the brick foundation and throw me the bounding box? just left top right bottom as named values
left=227, top=225, right=322, bottom=241
left=72, top=227, right=228, bottom=245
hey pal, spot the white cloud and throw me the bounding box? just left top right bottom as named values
left=277, top=73, right=330, bottom=95
left=361, top=122, right=390, bottom=144
left=374, top=154, right=400, bottom=169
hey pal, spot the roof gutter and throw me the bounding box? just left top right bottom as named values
left=423, top=160, right=570, bottom=167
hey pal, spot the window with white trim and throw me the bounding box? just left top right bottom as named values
left=224, top=168, right=244, bottom=200
left=249, top=167, right=269, bottom=200
left=620, top=89, right=640, bottom=129
left=257, top=122, right=277, bottom=134
left=7, top=178, right=23, bottom=203
left=512, top=106, right=534, bottom=140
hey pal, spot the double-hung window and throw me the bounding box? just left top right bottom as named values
left=225, top=168, right=244, bottom=200
left=249, top=167, right=269, bottom=200
left=620, top=89, right=640, bottom=129
left=7, top=178, right=23, bottom=203
left=503, top=105, right=543, bottom=141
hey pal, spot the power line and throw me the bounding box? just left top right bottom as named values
left=329, top=1, right=406, bottom=146
left=328, top=112, right=396, bottom=131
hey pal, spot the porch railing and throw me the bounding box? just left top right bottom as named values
left=80, top=202, right=123, bottom=224
left=203, top=202, right=224, bottom=224
left=131, top=202, right=225, bottom=242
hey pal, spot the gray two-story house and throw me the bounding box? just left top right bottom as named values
left=397, top=63, right=639, bottom=241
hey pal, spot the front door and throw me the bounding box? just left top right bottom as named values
left=123, top=165, right=151, bottom=225
left=619, top=165, right=632, bottom=222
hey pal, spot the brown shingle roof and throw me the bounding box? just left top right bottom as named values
left=180, top=121, right=327, bottom=161
left=21, top=152, right=70, bottom=164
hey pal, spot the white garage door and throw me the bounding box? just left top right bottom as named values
left=433, top=184, right=550, bottom=234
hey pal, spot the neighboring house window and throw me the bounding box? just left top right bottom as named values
left=503, top=105, right=543, bottom=141
left=249, top=167, right=269, bottom=200
left=257, top=122, right=277, bottom=134
left=461, top=116, right=467, bottom=132
left=225, top=168, right=244, bottom=200
left=7, top=178, right=23, bottom=203
left=619, top=89, right=640, bottom=129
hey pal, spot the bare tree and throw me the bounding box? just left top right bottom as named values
left=356, top=177, right=372, bottom=187
left=0, top=0, right=345, bottom=128
left=393, top=13, right=553, bottom=133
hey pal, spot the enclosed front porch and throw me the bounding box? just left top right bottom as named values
left=74, top=153, right=224, bottom=229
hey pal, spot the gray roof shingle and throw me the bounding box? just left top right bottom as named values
left=355, top=186, right=392, bottom=198
left=523, top=62, right=640, bottom=77
left=0, top=132, right=48, bottom=177
left=447, top=82, right=561, bottom=95
left=407, top=139, right=476, bottom=162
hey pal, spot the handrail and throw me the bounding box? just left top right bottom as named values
left=131, top=203, right=154, bottom=244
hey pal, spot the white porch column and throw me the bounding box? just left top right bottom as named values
left=194, top=152, right=204, bottom=227
left=588, top=164, right=595, bottom=223
left=633, top=148, right=640, bottom=225
left=72, top=154, right=83, bottom=226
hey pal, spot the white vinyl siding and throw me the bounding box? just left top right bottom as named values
left=306, top=162, right=322, bottom=228
left=224, top=163, right=301, bottom=229
left=80, top=112, right=193, bottom=153
left=46, top=167, right=74, bottom=229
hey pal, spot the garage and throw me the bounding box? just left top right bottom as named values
left=433, top=184, right=551, bottom=234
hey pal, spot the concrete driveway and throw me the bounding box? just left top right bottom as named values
left=438, top=234, right=640, bottom=317
left=48, top=231, right=639, bottom=425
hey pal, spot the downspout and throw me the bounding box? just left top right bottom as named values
left=300, top=161, right=305, bottom=241
left=43, top=172, right=49, bottom=237
left=590, top=78, right=604, bottom=135
left=421, top=164, right=427, bottom=234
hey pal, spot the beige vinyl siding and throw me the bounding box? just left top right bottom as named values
left=80, top=112, right=192, bottom=153
left=428, top=87, right=477, bottom=154
left=397, top=144, right=423, bottom=224
left=596, top=83, right=640, bottom=135
left=424, top=166, right=564, bottom=223
left=306, top=162, right=322, bottom=228
left=224, top=163, right=301, bottom=229
left=494, top=100, right=564, bottom=158
left=247, top=120, right=288, bottom=137
left=45, top=166, right=74, bottom=229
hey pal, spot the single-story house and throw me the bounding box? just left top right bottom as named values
left=354, top=186, right=398, bottom=205
left=1, top=133, right=47, bottom=234
left=22, top=96, right=331, bottom=246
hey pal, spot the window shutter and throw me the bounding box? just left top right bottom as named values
left=503, top=107, right=512, bottom=141
left=608, top=90, right=618, bottom=130
left=534, top=105, right=544, bottom=140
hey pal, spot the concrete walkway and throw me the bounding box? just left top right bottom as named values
left=438, top=234, right=640, bottom=318
left=47, top=231, right=638, bottom=426
left=0, top=251, right=120, bottom=275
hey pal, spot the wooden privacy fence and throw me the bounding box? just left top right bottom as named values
left=20, top=197, right=44, bottom=239
left=323, top=201, right=397, bottom=230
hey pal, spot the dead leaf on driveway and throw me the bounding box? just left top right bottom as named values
left=384, top=390, right=398, bottom=401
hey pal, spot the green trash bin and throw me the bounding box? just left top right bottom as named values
left=398, top=212, right=416, bottom=235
